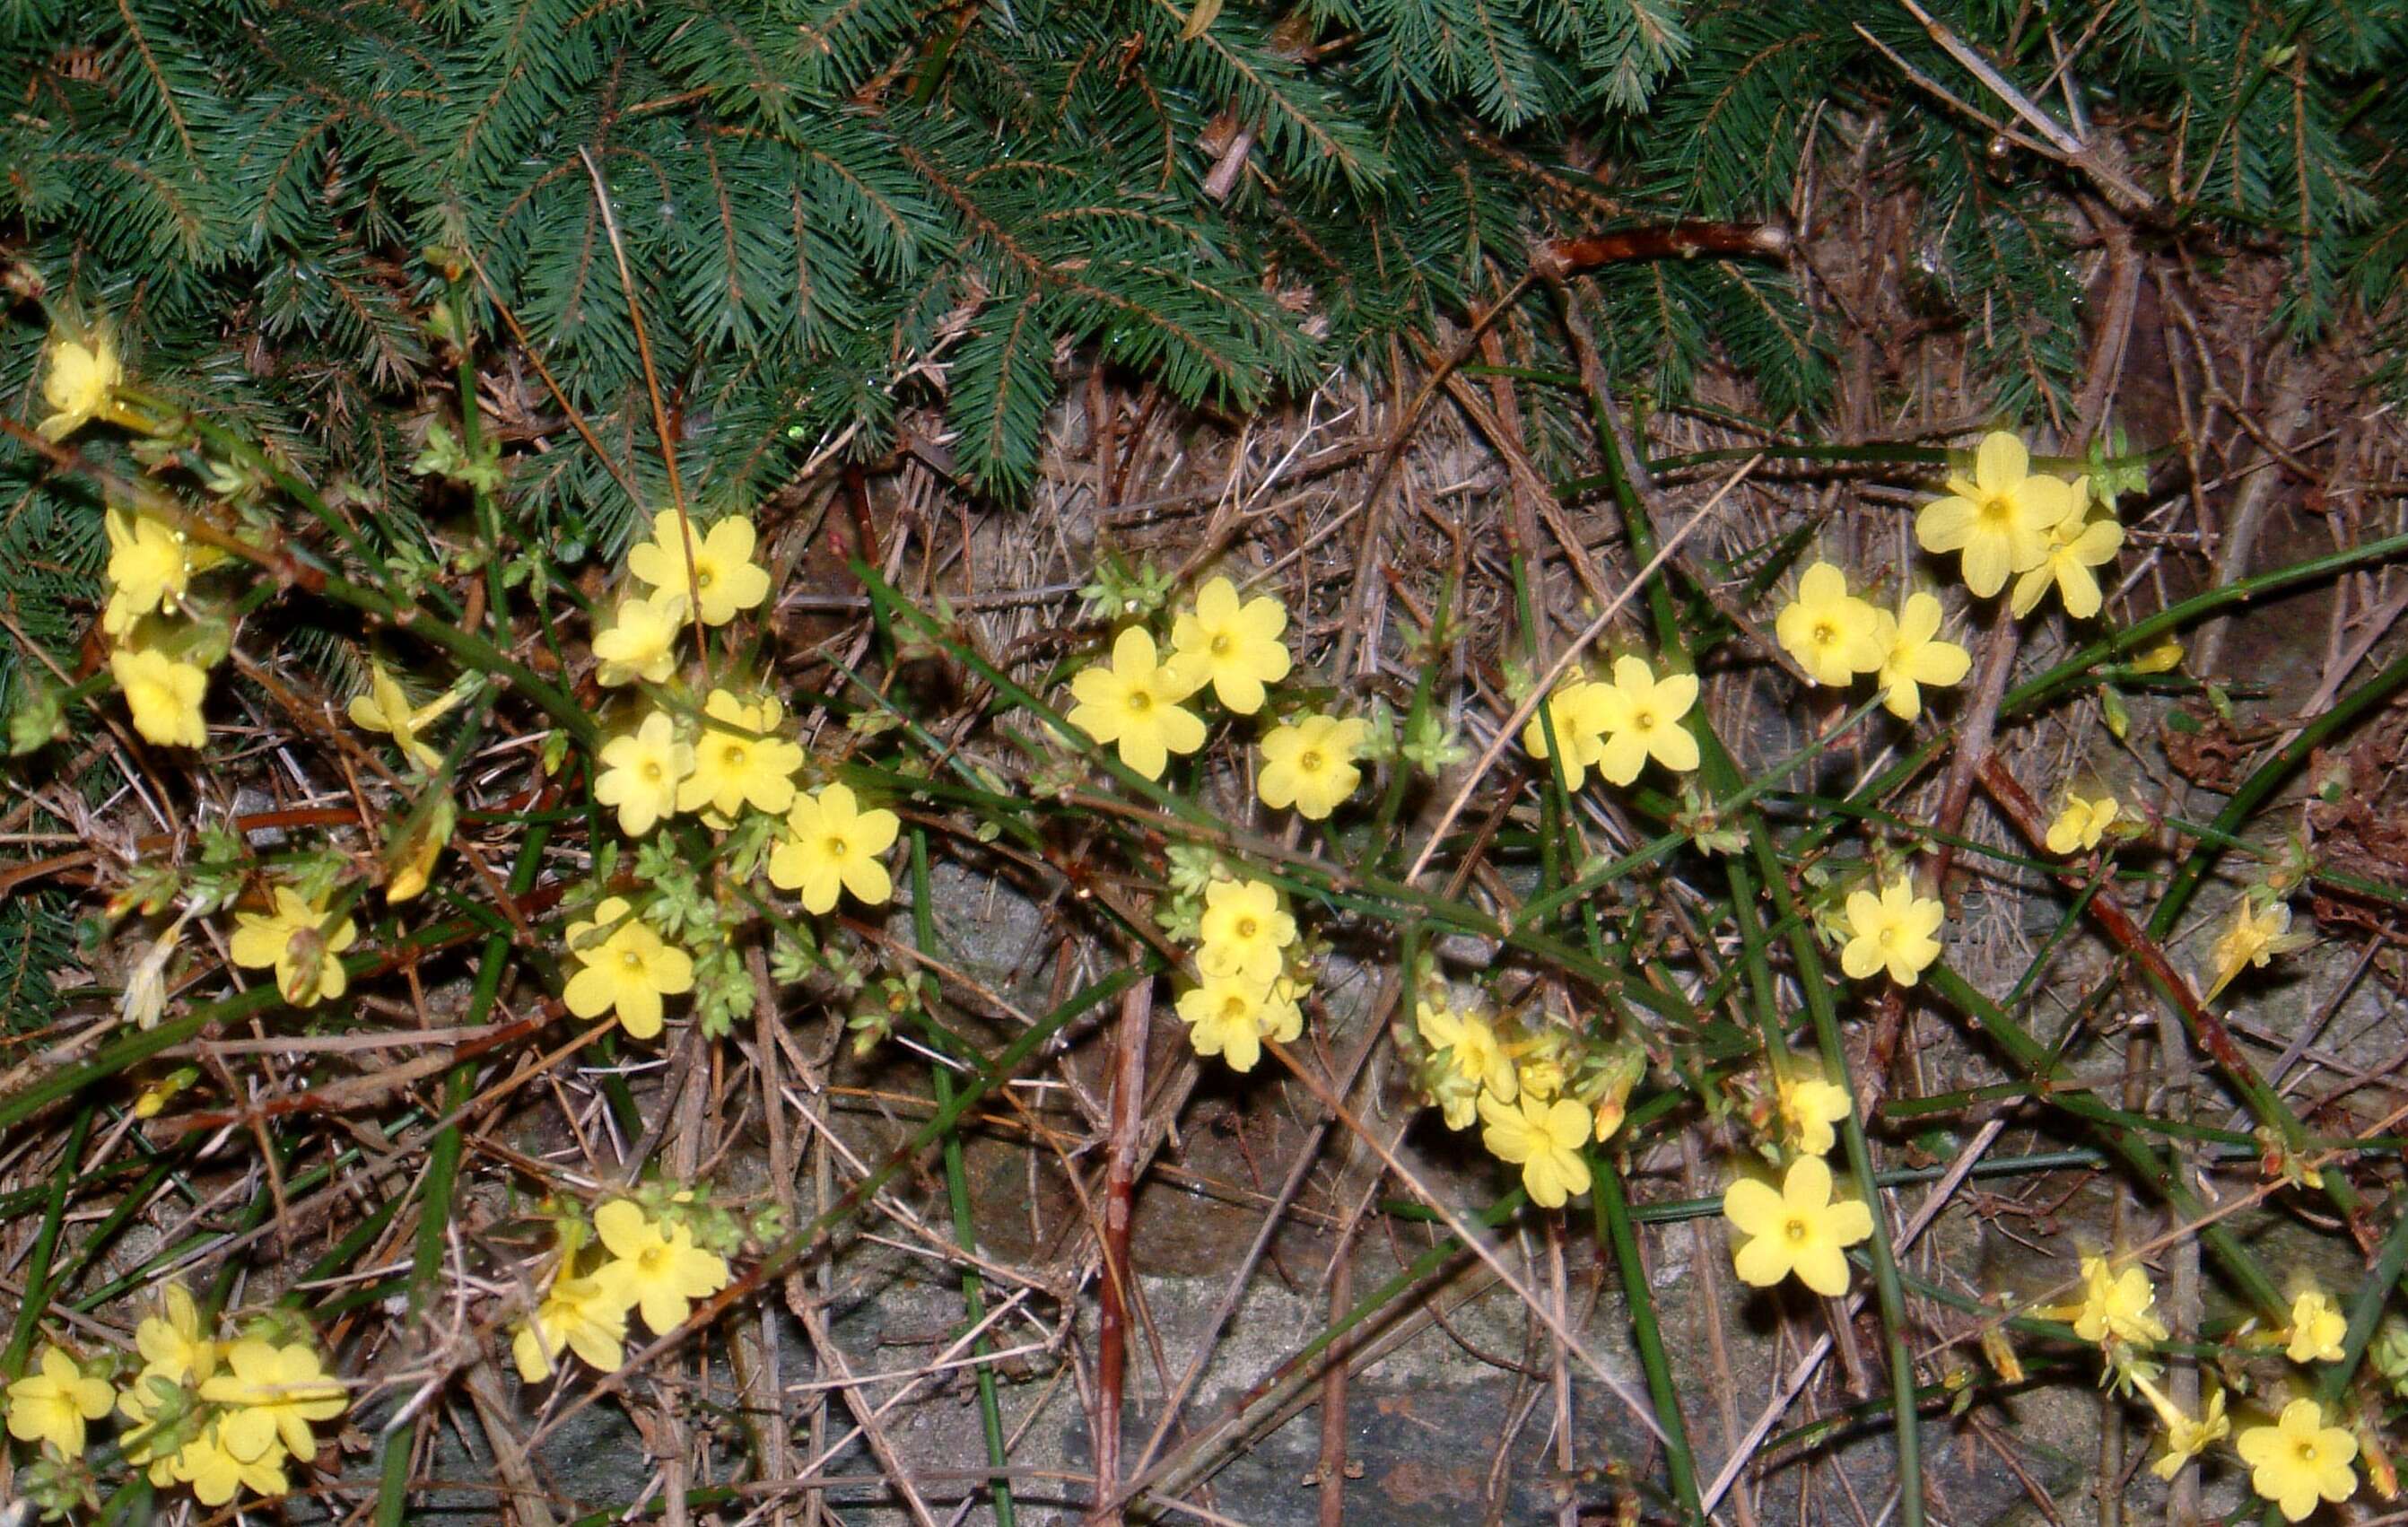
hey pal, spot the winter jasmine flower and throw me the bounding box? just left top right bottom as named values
left=1838, top=876, right=1944, bottom=986
left=2204, top=896, right=2313, bottom=1001
left=512, top=1272, right=635, bottom=1382
left=1176, top=973, right=1286, bottom=1072
left=1775, top=563, right=1885, bottom=686
left=4, top=1345, right=114, bottom=1456
left=1067, top=626, right=1207, bottom=781
left=2238, top=1398, right=2358, bottom=1522
left=37, top=329, right=135, bottom=440
left=563, top=897, right=694, bottom=1040
left=593, top=1200, right=730, bottom=1335
left=767, top=782, right=900, bottom=913
left=1777, top=1073, right=1852, bottom=1157
left=1196, top=877, right=1295, bottom=985
left=625, top=510, right=771, bottom=626
left=676, top=689, right=802, bottom=818
left=1521, top=678, right=1614, bottom=789
left=2288, top=1289, right=2348, bottom=1364
left=230, top=886, right=357, bottom=1008
left=1478, top=1092, right=1594, bottom=1209
left=111, top=643, right=210, bottom=748
left=1917, top=432, right=2082, bottom=598
left=104, top=507, right=217, bottom=635
left=346, top=659, right=465, bottom=773
left=593, top=592, right=690, bottom=686
left=2070, top=1254, right=2169, bottom=1346
left=1169, top=575, right=1291, bottom=713
left=1871, top=592, right=1972, bottom=721
left=173, top=1422, right=290, bottom=1506
left=198, top=1339, right=347, bottom=1464
left=596, top=712, right=694, bottom=837
left=1416, top=1000, right=1516, bottom=1104
left=1591, top=654, right=1700, bottom=784
left=1256, top=713, right=1371, bottom=819
left=1723, top=1155, right=1874, bottom=1297
left=2011, top=513, right=2124, bottom=619
left=2046, top=792, right=2120, bottom=855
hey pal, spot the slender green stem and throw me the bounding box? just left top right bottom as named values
left=910, top=827, right=1018, bottom=1527
left=2, top=1105, right=94, bottom=1379
left=1593, top=1164, right=1701, bottom=1522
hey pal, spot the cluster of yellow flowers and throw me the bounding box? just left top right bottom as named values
left=1521, top=652, right=1698, bottom=790
left=2039, top=1258, right=2362, bottom=1518
left=39, top=332, right=233, bottom=753
left=1721, top=1062, right=1873, bottom=1298
left=562, top=510, right=899, bottom=1039
left=1917, top=432, right=2124, bottom=616
left=1173, top=877, right=1305, bottom=1072
left=4, top=1284, right=346, bottom=1508
left=1411, top=989, right=1643, bottom=1209
left=511, top=1200, right=733, bottom=1383
left=1775, top=563, right=1971, bottom=722
left=1067, top=576, right=1372, bottom=819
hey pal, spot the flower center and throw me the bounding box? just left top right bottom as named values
left=1297, top=749, right=1323, bottom=772
left=1632, top=710, right=1655, bottom=732
left=1876, top=926, right=1897, bottom=947
left=826, top=835, right=849, bottom=858
left=638, top=1244, right=668, bottom=1276
left=1979, top=493, right=2015, bottom=526
left=620, top=948, right=644, bottom=971
left=1126, top=689, right=1152, bottom=713
left=1220, top=996, right=1249, bottom=1022
left=724, top=743, right=747, bottom=768
left=1784, top=1217, right=1810, bottom=1244
left=641, top=762, right=663, bottom=782
left=696, top=567, right=715, bottom=588
left=1812, top=621, right=1837, bottom=647
left=2296, top=1440, right=2320, bottom=1465
left=1210, top=633, right=1232, bottom=655
left=1235, top=917, right=1258, bottom=939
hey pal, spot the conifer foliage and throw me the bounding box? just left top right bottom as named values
left=3, top=0, right=2405, bottom=793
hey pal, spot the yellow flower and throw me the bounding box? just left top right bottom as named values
left=1775, top=562, right=1885, bottom=686
left=1067, top=626, right=1208, bottom=781
left=1516, top=1056, right=1566, bottom=1100
left=197, top=1338, right=347, bottom=1465
left=1429, top=1067, right=1482, bottom=1131
left=346, top=659, right=465, bottom=773
left=767, top=782, right=900, bottom=913
left=1257, top=713, right=1371, bottom=819
left=2288, top=1289, right=2349, bottom=1364
left=230, top=886, right=357, bottom=1007
left=1521, top=678, right=1614, bottom=790
left=172, top=1420, right=290, bottom=1506
left=104, top=507, right=217, bottom=635
left=593, top=1200, right=730, bottom=1335
left=110, top=643, right=210, bottom=748
left=2011, top=514, right=2124, bottom=619
left=2069, top=1253, right=2169, bottom=1346
left=1416, top=1000, right=1516, bottom=1103
left=127, top=1282, right=217, bottom=1399
left=592, top=592, right=691, bottom=686
left=1871, top=592, right=1972, bottom=722
left=676, top=689, right=802, bottom=818
left=2238, top=1398, right=2359, bottom=1523
left=563, top=896, right=694, bottom=1041
left=624, top=510, right=771, bottom=626
left=2131, top=639, right=2185, bottom=675
left=1777, top=1074, right=1853, bottom=1157
left=1839, top=877, right=1944, bottom=986
left=1917, top=432, right=2083, bottom=598
left=383, top=797, right=455, bottom=904
left=1478, top=1092, right=1594, bottom=1209
left=596, top=712, right=694, bottom=837
left=2046, top=792, right=2120, bottom=855
left=1175, top=973, right=1290, bottom=1072
left=1196, top=877, right=1295, bottom=985
left=37, top=330, right=132, bottom=440
left=512, top=1272, right=635, bottom=1382
left=2204, top=896, right=2314, bottom=1001
left=2129, top=1370, right=2229, bottom=1481
left=1723, top=1155, right=1874, bottom=1297
left=1591, top=654, right=1700, bottom=784
left=4, top=1345, right=114, bottom=1456
left=1169, top=575, right=1291, bottom=714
